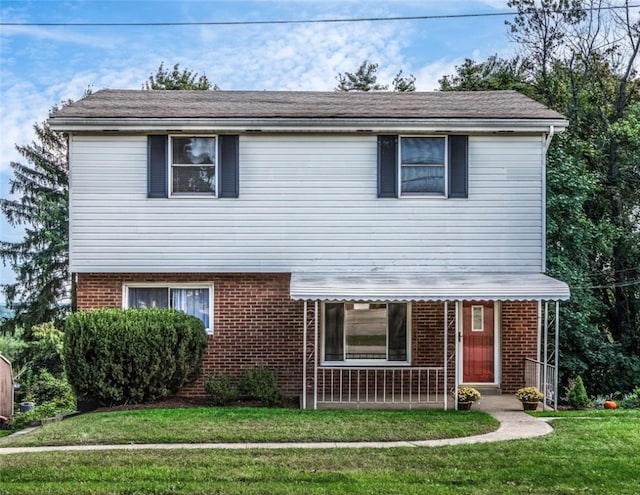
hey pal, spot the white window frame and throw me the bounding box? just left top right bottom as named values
left=321, top=301, right=412, bottom=366
left=169, top=135, right=218, bottom=198
left=399, top=135, right=448, bottom=197
left=123, top=283, right=214, bottom=334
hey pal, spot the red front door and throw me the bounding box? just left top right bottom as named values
left=463, top=301, right=495, bottom=383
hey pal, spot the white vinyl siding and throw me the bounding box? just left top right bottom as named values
left=69, top=134, right=544, bottom=273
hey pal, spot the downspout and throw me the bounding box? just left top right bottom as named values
left=541, top=125, right=554, bottom=273
left=544, top=125, right=555, bottom=153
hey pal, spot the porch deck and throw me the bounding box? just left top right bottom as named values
left=308, top=387, right=535, bottom=412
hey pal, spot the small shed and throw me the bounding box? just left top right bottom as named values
left=0, top=354, right=14, bottom=419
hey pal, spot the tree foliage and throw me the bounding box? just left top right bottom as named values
left=440, top=0, right=640, bottom=393
left=0, top=104, right=71, bottom=337
left=2, top=63, right=214, bottom=338
left=145, top=62, right=217, bottom=90
left=335, top=60, right=416, bottom=92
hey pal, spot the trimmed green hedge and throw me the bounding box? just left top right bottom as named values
left=64, top=308, right=207, bottom=406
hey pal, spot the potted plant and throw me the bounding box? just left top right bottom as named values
left=457, top=386, right=481, bottom=410
left=515, top=386, right=543, bottom=411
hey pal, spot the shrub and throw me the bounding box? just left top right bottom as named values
left=566, top=375, right=590, bottom=409
left=205, top=373, right=239, bottom=405
left=30, top=370, right=74, bottom=404
left=240, top=367, right=283, bottom=406
left=10, top=393, right=77, bottom=431
left=619, top=387, right=640, bottom=409
left=64, top=308, right=207, bottom=406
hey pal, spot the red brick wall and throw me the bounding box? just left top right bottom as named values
left=412, top=302, right=456, bottom=391
left=76, top=273, right=538, bottom=399
left=501, top=301, right=538, bottom=393
left=76, top=273, right=304, bottom=399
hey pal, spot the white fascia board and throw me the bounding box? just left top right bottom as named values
left=49, top=117, right=569, bottom=134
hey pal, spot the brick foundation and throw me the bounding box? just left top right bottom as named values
left=76, top=273, right=539, bottom=401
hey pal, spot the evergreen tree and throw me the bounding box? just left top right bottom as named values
left=0, top=103, right=71, bottom=337
left=335, top=60, right=416, bottom=92
left=2, top=63, right=215, bottom=338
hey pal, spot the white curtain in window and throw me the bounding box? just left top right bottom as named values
left=171, top=289, right=209, bottom=328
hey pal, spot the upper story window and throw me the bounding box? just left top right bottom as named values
left=124, top=284, right=213, bottom=334
left=377, top=135, right=468, bottom=199
left=147, top=135, right=239, bottom=199
left=400, top=137, right=446, bottom=196
left=170, top=136, right=217, bottom=196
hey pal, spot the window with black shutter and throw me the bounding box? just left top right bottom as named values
left=377, top=134, right=468, bottom=199
left=147, top=134, right=239, bottom=198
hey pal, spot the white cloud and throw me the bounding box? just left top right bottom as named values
left=414, top=58, right=462, bottom=91
left=192, top=20, right=413, bottom=91
left=0, top=24, right=111, bottom=48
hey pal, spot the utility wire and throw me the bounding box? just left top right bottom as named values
left=570, top=278, right=640, bottom=290
left=2, top=4, right=639, bottom=27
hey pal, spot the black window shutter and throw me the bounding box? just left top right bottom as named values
left=377, top=135, right=398, bottom=198
left=448, top=135, right=468, bottom=198
left=147, top=135, right=168, bottom=198
left=324, top=303, right=344, bottom=361
left=218, top=135, right=239, bottom=198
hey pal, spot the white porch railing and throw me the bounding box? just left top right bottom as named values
left=316, top=366, right=445, bottom=408
left=524, top=358, right=556, bottom=406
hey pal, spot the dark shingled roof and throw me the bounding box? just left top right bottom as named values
left=50, top=89, right=566, bottom=121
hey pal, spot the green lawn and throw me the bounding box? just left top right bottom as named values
left=0, top=407, right=497, bottom=447
left=0, top=410, right=638, bottom=494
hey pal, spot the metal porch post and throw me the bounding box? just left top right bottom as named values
left=302, top=300, right=307, bottom=410
left=444, top=301, right=448, bottom=411
left=454, top=302, right=459, bottom=411
left=554, top=301, right=560, bottom=411
left=543, top=302, right=549, bottom=411
left=313, top=300, right=318, bottom=410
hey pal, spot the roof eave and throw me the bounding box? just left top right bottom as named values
left=49, top=117, right=569, bottom=133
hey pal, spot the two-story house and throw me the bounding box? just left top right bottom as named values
left=49, top=89, right=570, bottom=409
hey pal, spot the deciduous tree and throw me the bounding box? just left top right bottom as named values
left=439, top=0, right=640, bottom=393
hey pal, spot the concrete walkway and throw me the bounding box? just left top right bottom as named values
left=0, top=395, right=552, bottom=455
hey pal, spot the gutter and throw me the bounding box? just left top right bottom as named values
left=49, top=117, right=570, bottom=134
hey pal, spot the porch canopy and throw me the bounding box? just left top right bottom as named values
left=290, top=272, right=570, bottom=302
left=293, top=272, right=570, bottom=411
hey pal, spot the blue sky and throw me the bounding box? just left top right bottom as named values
left=0, top=0, right=517, bottom=298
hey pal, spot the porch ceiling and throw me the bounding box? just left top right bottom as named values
left=289, top=272, right=570, bottom=302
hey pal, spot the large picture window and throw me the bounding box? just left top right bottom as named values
left=400, top=136, right=446, bottom=195
left=171, top=136, right=216, bottom=195
left=323, top=302, right=408, bottom=363
left=125, top=285, right=213, bottom=334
